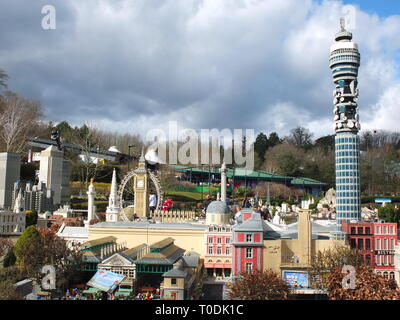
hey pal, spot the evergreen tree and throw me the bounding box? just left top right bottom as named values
left=268, top=132, right=281, bottom=148
left=14, top=226, right=40, bottom=264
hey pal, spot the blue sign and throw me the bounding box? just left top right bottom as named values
left=375, top=198, right=392, bottom=203
left=284, top=271, right=309, bottom=288
left=87, top=270, right=125, bottom=293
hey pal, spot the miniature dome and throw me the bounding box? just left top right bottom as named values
left=206, top=201, right=230, bottom=215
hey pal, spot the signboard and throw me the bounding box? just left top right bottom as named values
left=283, top=271, right=309, bottom=288
left=375, top=250, right=395, bottom=255
left=375, top=198, right=392, bottom=204
left=87, top=270, right=125, bottom=293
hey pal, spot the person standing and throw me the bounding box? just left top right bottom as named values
left=149, top=194, right=157, bottom=214
left=203, top=195, right=212, bottom=213
left=242, top=197, right=251, bottom=208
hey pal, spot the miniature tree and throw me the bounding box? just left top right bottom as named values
left=19, top=229, right=83, bottom=293
left=327, top=266, right=400, bottom=300
left=14, top=225, right=40, bottom=264
left=0, top=237, right=12, bottom=257
left=227, top=270, right=291, bottom=300
left=309, top=244, right=363, bottom=292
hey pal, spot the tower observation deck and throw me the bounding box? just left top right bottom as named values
left=329, top=19, right=361, bottom=238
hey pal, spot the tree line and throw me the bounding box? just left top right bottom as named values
left=254, top=127, right=400, bottom=195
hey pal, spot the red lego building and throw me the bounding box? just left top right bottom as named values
left=204, top=225, right=233, bottom=277
left=232, top=209, right=264, bottom=276
left=342, top=221, right=398, bottom=279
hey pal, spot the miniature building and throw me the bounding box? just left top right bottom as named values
left=394, top=243, right=400, bottom=285
left=97, top=244, right=149, bottom=288
left=61, top=160, right=72, bottom=204
left=232, top=210, right=265, bottom=275
left=135, top=238, right=186, bottom=278
left=204, top=225, right=233, bottom=277
left=81, top=236, right=127, bottom=272
left=160, top=252, right=202, bottom=300
left=57, top=223, right=89, bottom=247
left=205, top=200, right=231, bottom=225
left=0, top=188, right=26, bottom=235
left=12, top=181, right=55, bottom=213
left=0, top=152, right=21, bottom=210
left=53, top=204, right=75, bottom=218
left=330, top=19, right=362, bottom=239
left=133, top=151, right=149, bottom=218
left=0, top=209, right=26, bottom=235
left=232, top=208, right=345, bottom=287
left=89, top=222, right=208, bottom=255
left=38, top=145, right=65, bottom=205
left=342, top=221, right=398, bottom=280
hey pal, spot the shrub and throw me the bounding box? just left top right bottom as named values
left=14, top=226, right=40, bottom=264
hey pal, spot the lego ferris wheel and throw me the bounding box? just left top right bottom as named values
left=116, top=151, right=164, bottom=221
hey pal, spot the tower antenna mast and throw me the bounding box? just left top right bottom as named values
left=340, top=17, right=346, bottom=31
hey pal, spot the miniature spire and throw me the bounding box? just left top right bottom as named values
left=221, top=159, right=227, bottom=202
left=109, top=168, right=118, bottom=207
left=106, top=168, right=120, bottom=222
left=111, top=169, right=117, bottom=194
left=139, top=146, right=145, bottom=162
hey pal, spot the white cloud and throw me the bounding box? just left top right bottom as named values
left=1, top=0, right=400, bottom=141
left=362, top=84, right=400, bottom=132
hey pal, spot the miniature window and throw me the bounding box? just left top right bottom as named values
left=245, top=263, right=253, bottom=273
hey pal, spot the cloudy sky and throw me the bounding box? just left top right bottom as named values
left=0, top=0, right=399, bottom=140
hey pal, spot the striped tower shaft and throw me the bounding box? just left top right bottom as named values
left=329, top=19, right=361, bottom=238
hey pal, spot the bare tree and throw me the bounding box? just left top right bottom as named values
left=0, top=93, right=42, bottom=153
left=286, top=126, right=313, bottom=147
left=309, top=244, right=363, bottom=292
left=71, top=123, right=104, bottom=187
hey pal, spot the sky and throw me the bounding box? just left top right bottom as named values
left=0, top=0, right=399, bottom=141
left=342, top=0, right=400, bottom=17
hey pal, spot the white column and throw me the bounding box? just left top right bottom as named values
left=221, top=162, right=227, bottom=202
left=87, top=179, right=96, bottom=222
